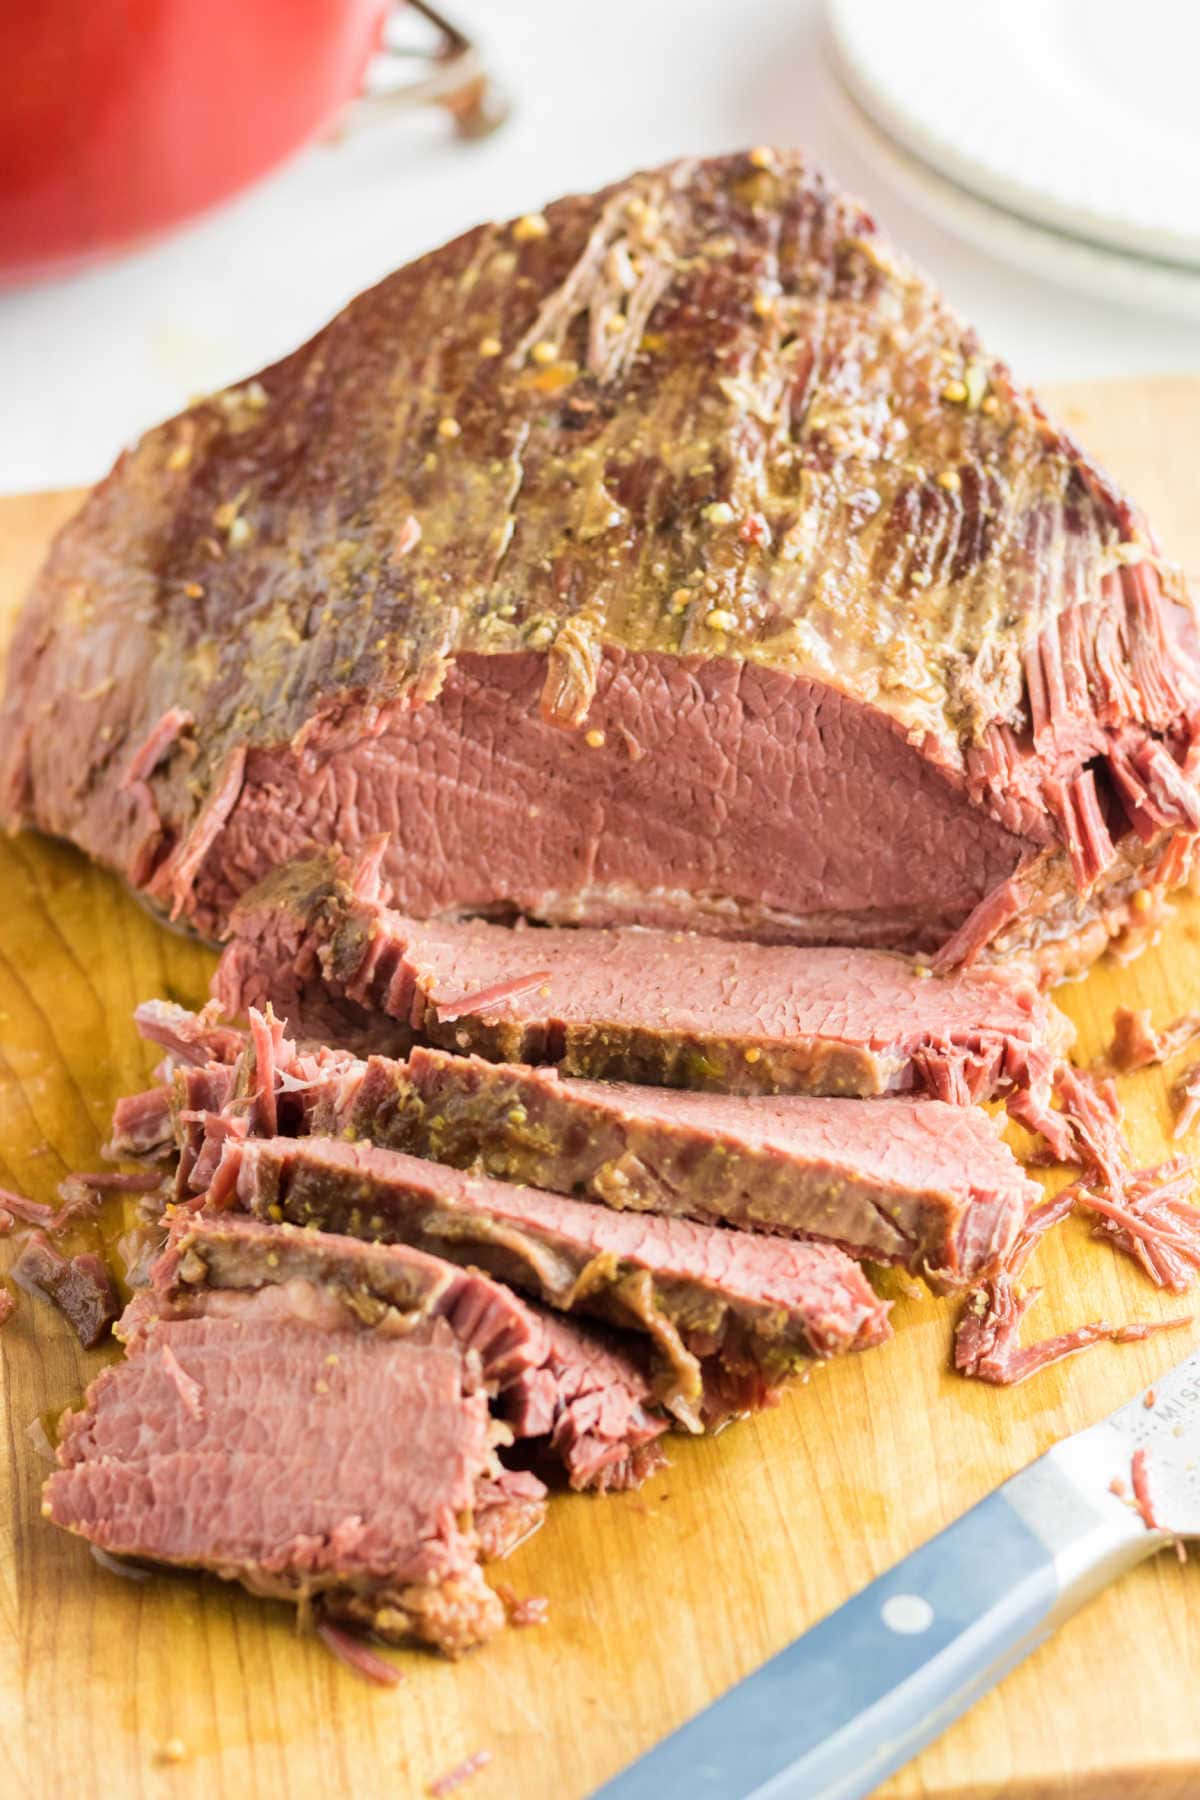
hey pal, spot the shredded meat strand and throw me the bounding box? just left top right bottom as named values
left=1130, top=1447, right=1163, bottom=1531
left=428, top=1750, right=494, bottom=1796
left=0, top=1187, right=57, bottom=1229
left=314, top=1619, right=405, bottom=1686
left=1005, top=1186, right=1078, bottom=1279
left=1043, top=1068, right=1200, bottom=1291
left=1098, top=1006, right=1200, bottom=1075
left=0, top=1178, right=116, bottom=1235
left=1082, top=1163, right=1200, bottom=1293
left=1172, top=1061, right=1200, bottom=1138
left=71, top=1169, right=164, bottom=1193
left=435, top=972, right=553, bottom=1023
left=954, top=1274, right=1190, bottom=1386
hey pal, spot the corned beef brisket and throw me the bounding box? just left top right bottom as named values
left=215, top=1134, right=890, bottom=1420
left=44, top=1213, right=684, bottom=1649
left=212, top=850, right=1072, bottom=1100
left=19, top=144, right=1200, bottom=1670
left=153, top=1212, right=671, bottom=1494
left=3, top=152, right=1199, bottom=972
left=129, top=1006, right=1036, bottom=1288
left=321, top=1045, right=1038, bottom=1288
left=46, top=1215, right=547, bottom=1656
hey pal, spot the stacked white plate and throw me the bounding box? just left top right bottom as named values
left=827, top=0, right=1200, bottom=320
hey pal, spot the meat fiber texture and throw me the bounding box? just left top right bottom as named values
left=500, top=1306, right=669, bottom=1494
left=214, top=1132, right=890, bottom=1424
left=3, top=152, right=1199, bottom=975
left=154, top=1211, right=671, bottom=1494
left=213, top=849, right=1073, bottom=1105
left=46, top=1221, right=533, bottom=1656
left=128, top=995, right=1039, bottom=1289
left=322, top=1045, right=1038, bottom=1291
left=144, top=1001, right=1035, bottom=1290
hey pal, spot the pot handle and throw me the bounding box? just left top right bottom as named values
left=347, top=0, right=510, bottom=140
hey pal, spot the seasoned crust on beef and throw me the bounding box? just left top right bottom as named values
left=333, top=1044, right=1037, bottom=1289
left=228, top=1134, right=891, bottom=1416
left=3, top=151, right=1198, bottom=965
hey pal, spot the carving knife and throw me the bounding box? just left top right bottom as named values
left=594, top=1346, right=1200, bottom=1800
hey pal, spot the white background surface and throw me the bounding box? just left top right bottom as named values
left=2, top=0, right=1196, bottom=493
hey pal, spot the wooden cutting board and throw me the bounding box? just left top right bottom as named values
left=3, top=377, right=1200, bottom=1800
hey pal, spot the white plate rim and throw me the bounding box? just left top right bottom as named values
left=827, top=0, right=1200, bottom=274
left=829, top=76, right=1200, bottom=327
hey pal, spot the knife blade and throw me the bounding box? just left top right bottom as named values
left=594, top=1344, right=1200, bottom=1800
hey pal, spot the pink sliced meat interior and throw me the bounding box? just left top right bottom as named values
left=215, top=1132, right=890, bottom=1423
left=213, top=850, right=1072, bottom=1103
left=46, top=1291, right=512, bottom=1657
left=322, top=1044, right=1038, bottom=1289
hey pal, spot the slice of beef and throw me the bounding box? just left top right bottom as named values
left=11, top=1235, right=119, bottom=1348
left=120, top=999, right=1035, bottom=1287
left=125, top=993, right=1187, bottom=1300
left=155, top=1211, right=671, bottom=1492
left=46, top=1300, right=509, bottom=1655
left=502, top=1307, right=669, bottom=1493
left=213, top=851, right=1071, bottom=1101
left=4, top=153, right=1198, bottom=976
left=321, top=1045, right=1037, bottom=1289
left=45, top=1213, right=555, bottom=1656
left=105, top=1086, right=177, bottom=1160
left=221, top=1134, right=891, bottom=1420
left=150, top=1211, right=544, bottom=1385
left=116, top=993, right=1036, bottom=1288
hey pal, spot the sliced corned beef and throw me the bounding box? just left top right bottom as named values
left=502, top=1306, right=670, bottom=1493
left=46, top=1213, right=550, bottom=1656
left=126, top=1005, right=1035, bottom=1288
left=213, top=884, right=1200, bottom=1281
left=115, top=993, right=1200, bottom=1303
left=150, top=1211, right=543, bottom=1384
left=47, top=1302, right=508, bottom=1655
left=153, top=1211, right=671, bottom=1492
left=218, top=1134, right=891, bottom=1422
left=213, top=851, right=1071, bottom=1101
left=11, top=1235, right=120, bottom=1348
left=319, top=1045, right=1037, bottom=1289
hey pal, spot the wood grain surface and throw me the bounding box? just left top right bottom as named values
left=3, top=378, right=1200, bottom=1800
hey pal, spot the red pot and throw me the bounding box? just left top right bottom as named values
left=0, top=0, right=393, bottom=286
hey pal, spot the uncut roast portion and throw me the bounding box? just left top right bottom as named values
left=2, top=150, right=1198, bottom=972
